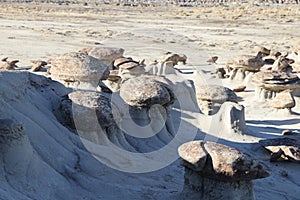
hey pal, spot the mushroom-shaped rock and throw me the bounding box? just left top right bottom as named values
left=195, top=85, right=237, bottom=115
left=118, top=75, right=178, bottom=148
left=0, top=62, right=15, bottom=70
left=259, top=137, right=300, bottom=162
left=120, top=76, right=175, bottom=107
left=68, top=91, right=114, bottom=131
left=161, top=52, right=187, bottom=65
left=227, top=52, right=264, bottom=71
left=271, top=55, right=294, bottom=72
left=179, top=140, right=270, bottom=200
left=49, top=52, right=109, bottom=89
left=61, top=91, right=115, bottom=144
left=79, top=47, right=124, bottom=69
left=227, top=52, right=264, bottom=82
left=252, top=70, right=300, bottom=101
left=270, top=90, right=295, bottom=109
left=60, top=90, right=138, bottom=151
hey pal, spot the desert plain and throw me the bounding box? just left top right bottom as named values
left=0, top=1, right=300, bottom=200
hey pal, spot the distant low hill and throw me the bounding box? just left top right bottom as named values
left=0, top=0, right=298, bottom=5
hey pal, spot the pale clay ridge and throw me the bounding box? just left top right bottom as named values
left=3, top=43, right=298, bottom=199
left=0, top=71, right=182, bottom=199
left=1, top=2, right=300, bottom=199
left=0, top=119, right=24, bottom=143
left=0, top=68, right=258, bottom=199
left=0, top=42, right=300, bottom=199
left=3, top=52, right=298, bottom=199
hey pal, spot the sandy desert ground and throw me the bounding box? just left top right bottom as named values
left=0, top=1, right=300, bottom=200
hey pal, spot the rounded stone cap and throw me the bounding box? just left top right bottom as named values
left=49, top=52, right=109, bottom=83
left=252, top=71, right=300, bottom=91
left=178, top=140, right=207, bottom=171
left=120, top=76, right=175, bottom=107
left=178, top=140, right=270, bottom=181
left=227, top=54, right=264, bottom=71
left=196, top=85, right=237, bottom=103
left=79, top=47, right=124, bottom=66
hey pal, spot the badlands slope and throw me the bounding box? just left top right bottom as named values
left=0, top=2, right=300, bottom=200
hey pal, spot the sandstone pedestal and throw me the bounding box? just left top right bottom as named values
left=252, top=70, right=300, bottom=101
left=79, top=46, right=124, bottom=69
left=178, top=140, right=270, bottom=200
left=49, top=52, right=109, bottom=90
left=227, top=52, right=264, bottom=83
left=195, top=85, right=237, bottom=115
